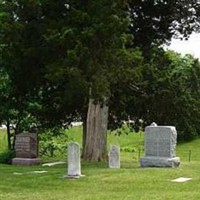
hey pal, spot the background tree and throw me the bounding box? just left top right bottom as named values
left=129, top=0, right=200, bottom=55
left=142, top=51, right=200, bottom=141
left=107, top=0, right=200, bottom=139
left=1, top=0, right=142, bottom=161
left=1, top=0, right=200, bottom=162
left=116, top=50, right=200, bottom=141
left=0, top=67, right=38, bottom=150
left=109, top=0, right=200, bottom=132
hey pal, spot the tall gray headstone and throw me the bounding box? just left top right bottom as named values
left=109, top=145, right=120, bottom=168
left=140, top=126, right=180, bottom=167
left=67, top=142, right=81, bottom=178
left=12, top=132, right=40, bottom=166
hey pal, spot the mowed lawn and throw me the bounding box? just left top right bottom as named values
left=1, top=127, right=200, bottom=200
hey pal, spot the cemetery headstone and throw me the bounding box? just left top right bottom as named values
left=140, top=125, right=180, bottom=167
left=66, top=142, right=81, bottom=178
left=109, top=145, right=120, bottom=168
left=12, top=132, right=40, bottom=166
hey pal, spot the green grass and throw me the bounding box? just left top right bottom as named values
left=1, top=161, right=200, bottom=199
left=177, top=139, right=200, bottom=162
left=0, top=129, right=7, bottom=153
left=1, top=127, right=200, bottom=199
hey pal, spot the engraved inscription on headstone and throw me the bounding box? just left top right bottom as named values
left=109, top=145, right=120, bottom=169
left=67, top=142, right=81, bottom=178
left=140, top=126, right=180, bottom=167
left=145, top=127, right=175, bottom=157
left=12, top=132, right=40, bottom=166
left=15, top=132, right=38, bottom=158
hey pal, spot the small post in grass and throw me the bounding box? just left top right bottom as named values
left=188, top=150, right=191, bottom=162
left=138, top=147, right=141, bottom=161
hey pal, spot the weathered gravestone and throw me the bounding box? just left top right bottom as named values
left=66, top=142, right=81, bottom=178
left=12, top=132, right=40, bottom=166
left=140, top=125, right=180, bottom=167
left=109, top=145, right=120, bottom=168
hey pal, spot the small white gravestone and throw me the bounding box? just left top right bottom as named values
left=140, top=126, right=180, bottom=167
left=109, top=145, right=120, bottom=168
left=66, top=142, right=81, bottom=178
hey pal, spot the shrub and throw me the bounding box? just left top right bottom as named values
left=39, top=129, right=69, bottom=157
left=0, top=150, right=15, bottom=164
left=120, top=147, right=136, bottom=153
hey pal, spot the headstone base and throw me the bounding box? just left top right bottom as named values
left=12, top=158, right=41, bottom=166
left=140, top=156, right=180, bottom=168
left=109, top=165, right=120, bottom=169
left=64, top=174, right=85, bottom=179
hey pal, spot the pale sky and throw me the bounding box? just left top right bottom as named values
left=167, top=33, right=200, bottom=59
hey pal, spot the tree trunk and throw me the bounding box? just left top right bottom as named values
left=82, top=99, right=109, bottom=162
left=82, top=117, right=87, bottom=158
left=6, top=120, right=12, bottom=150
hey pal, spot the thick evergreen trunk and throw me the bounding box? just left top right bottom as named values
left=82, top=99, right=108, bottom=162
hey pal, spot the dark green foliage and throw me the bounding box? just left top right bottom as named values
left=1, top=0, right=200, bottom=144
left=39, top=129, right=69, bottom=157
left=108, top=48, right=200, bottom=141
left=121, top=146, right=136, bottom=153
left=108, top=0, right=200, bottom=134
left=129, top=50, right=200, bottom=141
left=0, top=0, right=86, bottom=128
left=0, top=150, right=15, bottom=164
left=129, top=0, right=200, bottom=54
left=0, top=68, right=38, bottom=149
left=1, top=0, right=141, bottom=127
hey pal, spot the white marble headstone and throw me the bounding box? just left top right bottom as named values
left=109, top=145, right=120, bottom=168
left=67, top=142, right=81, bottom=178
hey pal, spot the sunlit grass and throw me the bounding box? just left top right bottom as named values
left=1, top=160, right=200, bottom=200
left=0, top=129, right=7, bottom=153
left=1, top=126, right=200, bottom=199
